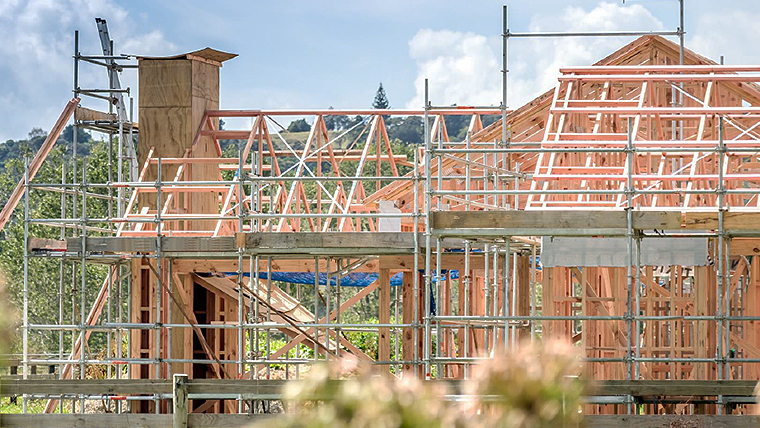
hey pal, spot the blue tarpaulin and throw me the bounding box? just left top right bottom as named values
left=229, top=270, right=459, bottom=287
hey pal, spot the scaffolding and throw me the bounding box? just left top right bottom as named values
left=9, top=1, right=760, bottom=421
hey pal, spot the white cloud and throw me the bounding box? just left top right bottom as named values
left=688, top=10, right=760, bottom=65
left=406, top=2, right=665, bottom=110
left=0, top=0, right=176, bottom=141
left=406, top=29, right=501, bottom=109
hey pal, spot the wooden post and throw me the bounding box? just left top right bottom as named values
left=516, top=255, right=530, bottom=340
left=402, top=270, right=414, bottom=376
left=402, top=270, right=424, bottom=377
left=379, top=268, right=391, bottom=371
left=173, top=374, right=188, bottom=428
left=543, top=267, right=555, bottom=339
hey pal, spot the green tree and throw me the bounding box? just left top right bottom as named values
left=0, top=129, right=112, bottom=358
left=372, top=83, right=389, bottom=110
left=287, top=118, right=311, bottom=133
left=386, top=116, right=423, bottom=145
left=324, top=106, right=348, bottom=131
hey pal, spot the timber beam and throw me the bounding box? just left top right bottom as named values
left=431, top=210, right=760, bottom=237
left=235, top=232, right=418, bottom=255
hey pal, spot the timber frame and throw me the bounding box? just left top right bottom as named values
left=10, top=22, right=760, bottom=425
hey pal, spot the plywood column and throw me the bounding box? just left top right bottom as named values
left=137, top=50, right=235, bottom=230
left=134, top=49, right=235, bottom=386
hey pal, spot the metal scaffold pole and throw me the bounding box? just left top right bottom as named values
left=423, top=78, right=432, bottom=379
left=22, top=157, right=30, bottom=413
left=502, top=5, right=508, bottom=147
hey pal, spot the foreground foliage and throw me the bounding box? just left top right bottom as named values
left=255, top=341, right=585, bottom=428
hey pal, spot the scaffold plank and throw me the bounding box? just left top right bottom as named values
left=682, top=212, right=760, bottom=230
left=66, top=236, right=237, bottom=253
left=236, top=232, right=418, bottom=254
left=430, top=210, right=680, bottom=231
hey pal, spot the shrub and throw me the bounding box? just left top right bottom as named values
left=252, top=340, right=585, bottom=428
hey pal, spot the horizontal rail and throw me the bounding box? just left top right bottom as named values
left=558, top=73, right=760, bottom=81
left=551, top=106, right=760, bottom=114
left=559, top=65, right=760, bottom=73
left=1, top=379, right=756, bottom=398
left=506, top=30, right=680, bottom=38
left=204, top=108, right=505, bottom=117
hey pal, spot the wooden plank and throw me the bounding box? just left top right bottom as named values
left=0, top=414, right=271, bottom=428
left=65, top=235, right=472, bottom=256
left=3, top=378, right=758, bottom=399
left=27, top=237, right=66, bottom=252
left=586, top=415, right=758, bottom=428
left=683, top=212, right=760, bottom=230
left=238, top=232, right=417, bottom=254
left=592, top=380, right=757, bottom=396
left=0, top=98, right=80, bottom=232
left=729, top=238, right=760, bottom=256
left=429, top=210, right=680, bottom=231
left=173, top=374, right=188, bottom=428
left=74, top=105, right=116, bottom=122
left=66, top=237, right=236, bottom=253
left=186, top=414, right=273, bottom=428
left=0, top=414, right=171, bottom=428
left=1, top=379, right=171, bottom=395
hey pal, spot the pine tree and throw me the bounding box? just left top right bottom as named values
left=372, top=83, right=390, bottom=110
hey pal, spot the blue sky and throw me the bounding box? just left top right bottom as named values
left=1, top=0, right=758, bottom=141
